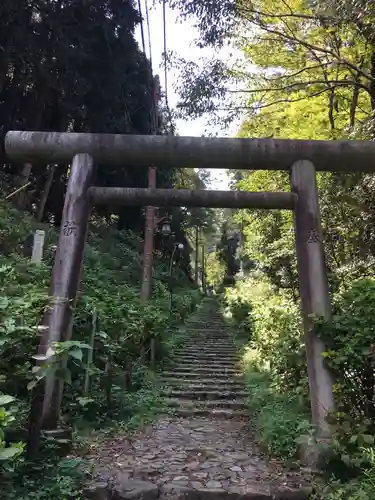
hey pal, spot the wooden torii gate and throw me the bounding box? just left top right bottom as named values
left=5, top=131, right=375, bottom=452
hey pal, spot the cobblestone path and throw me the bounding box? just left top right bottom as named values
left=85, top=300, right=311, bottom=500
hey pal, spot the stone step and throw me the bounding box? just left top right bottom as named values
left=182, top=344, right=237, bottom=350
left=183, top=340, right=234, bottom=345
left=181, top=347, right=236, bottom=352
left=162, top=389, right=248, bottom=400
left=184, top=328, right=231, bottom=332
left=173, top=408, right=248, bottom=419
left=185, top=321, right=232, bottom=331
left=172, top=358, right=236, bottom=367
left=162, top=371, right=243, bottom=381
left=161, top=379, right=245, bottom=391
left=182, top=342, right=236, bottom=346
left=171, top=356, right=239, bottom=368
left=174, top=353, right=237, bottom=360
left=185, top=334, right=232, bottom=338
left=180, top=350, right=238, bottom=357
left=183, top=338, right=235, bottom=342
left=171, top=366, right=239, bottom=375
left=164, top=398, right=247, bottom=410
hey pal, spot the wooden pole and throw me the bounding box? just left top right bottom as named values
left=140, top=75, right=160, bottom=367
left=141, top=167, right=156, bottom=366
left=28, top=154, right=94, bottom=453
left=140, top=167, right=157, bottom=301
left=195, top=225, right=199, bottom=286
left=6, top=131, right=375, bottom=172
left=290, top=160, right=334, bottom=439
left=201, top=243, right=206, bottom=293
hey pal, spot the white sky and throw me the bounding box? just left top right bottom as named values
left=134, top=2, right=239, bottom=191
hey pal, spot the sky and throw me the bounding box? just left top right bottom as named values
left=134, top=1, right=239, bottom=191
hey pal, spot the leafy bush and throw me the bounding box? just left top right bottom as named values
left=317, top=278, right=375, bottom=422
left=0, top=395, right=25, bottom=467
left=229, top=272, right=375, bottom=497
left=224, top=284, right=253, bottom=335
left=245, top=370, right=311, bottom=460
left=227, top=277, right=308, bottom=399
left=0, top=200, right=202, bottom=497
left=226, top=276, right=310, bottom=461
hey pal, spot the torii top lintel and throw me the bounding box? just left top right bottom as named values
left=5, top=131, right=375, bottom=172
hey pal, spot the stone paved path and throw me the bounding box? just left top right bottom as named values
left=85, top=300, right=311, bottom=500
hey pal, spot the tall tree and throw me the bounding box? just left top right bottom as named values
left=166, top=0, right=375, bottom=135
left=0, top=0, right=171, bottom=230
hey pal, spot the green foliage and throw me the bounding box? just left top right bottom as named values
left=0, top=200, right=202, bottom=497
left=316, top=278, right=375, bottom=421
left=0, top=395, right=24, bottom=469
left=224, top=276, right=311, bottom=461
left=226, top=277, right=308, bottom=397
left=170, top=0, right=374, bottom=138
left=228, top=271, right=375, bottom=496
left=2, top=454, right=85, bottom=500
left=224, top=285, right=253, bottom=335
left=205, top=250, right=226, bottom=288
left=245, top=370, right=311, bottom=460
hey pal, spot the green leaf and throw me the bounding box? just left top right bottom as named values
left=0, top=297, right=9, bottom=310
left=0, top=446, right=22, bottom=460
left=56, top=368, right=72, bottom=385
left=0, top=395, right=15, bottom=406
left=69, top=349, right=83, bottom=362
left=77, top=397, right=95, bottom=406
left=362, top=434, right=374, bottom=445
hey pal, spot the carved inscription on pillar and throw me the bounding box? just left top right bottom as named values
left=306, top=227, right=321, bottom=244
left=63, top=221, right=78, bottom=237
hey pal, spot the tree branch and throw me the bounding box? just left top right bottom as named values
left=228, top=79, right=369, bottom=94
left=261, top=63, right=341, bottom=83
left=252, top=21, right=375, bottom=83
left=212, top=87, right=336, bottom=112
left=238, top=5, right=322, bottom=22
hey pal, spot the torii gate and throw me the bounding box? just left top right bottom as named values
left=5, top=131, right=375, bottom=452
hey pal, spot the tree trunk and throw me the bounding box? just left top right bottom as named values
left=370, top=48, right=375, bottom=138
left=16, top=162, right=32, bottom=209
left=36, top=164, right=56, bottom=222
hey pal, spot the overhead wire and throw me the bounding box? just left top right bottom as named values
left=137, top=0, right=146, bottom=56
left=144, top=0, right=153, bottom=68
left=162, top=0, right=175, bottom=135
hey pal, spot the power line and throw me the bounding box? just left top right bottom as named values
left=145, top=0, right=153, bottom=68
left=162, top=0, right=168, bottom=106
left=137, top=0, right=146, bottom=55
left=162, top=0, right=174, bottom=134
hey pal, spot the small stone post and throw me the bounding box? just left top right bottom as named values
left=290, top=159, right=335, bottom=438
left=31, top=230, right=45, bottom=263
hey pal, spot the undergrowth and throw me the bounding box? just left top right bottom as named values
left=0, top=200, right=202, bottom=499
left=225, top=274, right=375, bottom=499
left=244, top=366, right=311, bottom=462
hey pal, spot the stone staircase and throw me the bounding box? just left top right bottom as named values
left=86, top=299, right=312, bottom=500
left=161, top=299, right=248, bottom=418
